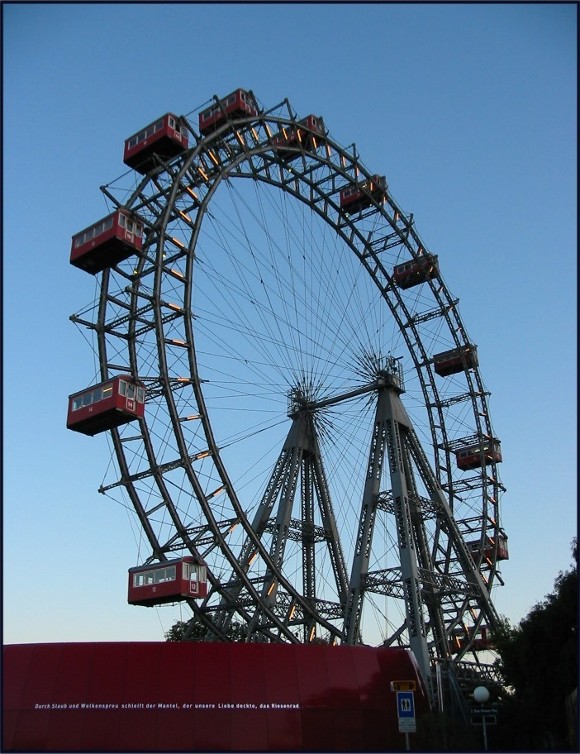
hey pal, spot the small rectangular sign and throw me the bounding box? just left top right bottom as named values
left=390, top=680, right=416, bottom=692
left=471, top=712, right=497, bottom=726
left=398, top=716, right=417, bottom=733
left=396, top=691, right=415, bottom=718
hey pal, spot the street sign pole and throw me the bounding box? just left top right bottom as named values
left=396, top=690, right=416, bottom=749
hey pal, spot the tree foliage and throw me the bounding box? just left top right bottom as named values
left=165, top=619, right=246, bottom=642
left=492, top=539, right=577, bottom=750
left=165, top=620, right=206, bottom=642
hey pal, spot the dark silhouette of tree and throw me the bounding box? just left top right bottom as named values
left=165, top=620, right=206, bottom=642
left=165, top=618, right=246, bottom=642
left=492, top=539, right=577, bottom=750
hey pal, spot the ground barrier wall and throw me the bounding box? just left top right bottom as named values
left=3, top=641, right=429, bottom=751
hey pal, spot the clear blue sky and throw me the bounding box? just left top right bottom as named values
left=3, top=2, right=577, bottom=644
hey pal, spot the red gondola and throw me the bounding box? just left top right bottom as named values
left=199, top=88, right=258, bottom=136
left=467, top=533, right=509, bottom=562
left=123, top=113, right=189, bottom=174
left=455, top=438, right=502, bottom=471
left=340, top=175, right=387, bottom=214
left=70, top=209, right=144, bottom=274
left=271, top=115, right=326, bottom=161
left=433, top=344, right=478, bottom=377
left=393, top=254, right=439, bottom=289
left=67, top=374, right=145, bottom=436
left=449, top=625, right=492, bottom=654
left=128, top=556, right=208, bottom=606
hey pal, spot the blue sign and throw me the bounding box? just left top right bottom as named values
left=396, top=691, right=415, bottom=718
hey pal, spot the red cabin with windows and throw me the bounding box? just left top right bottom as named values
left=128, top=556, right=208, bottom=606
left=467, top=533, right=509, bottom=562
left=455, top=438, right=502, bottom=471
left=271, top=115, right=326, bottom=161
left=433, top=344, right=478, bottom=377
left=198, top=88, right=258, bottom=135
left=340, top=175, right=387, bottom=214
left=67, top=374, right=145, bottom=436
left=449, top=625, right=492, bottom=654
left=123, top=113, right=189, bottom=174
left=70, top=209, right=144, bottom=274
left=393, top=254, right=439, bottom=289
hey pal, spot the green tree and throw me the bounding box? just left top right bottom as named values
left=492, top=539, right=577, bottom=750
left=165, top=620, right=206, bottom=642
left=165, top=618, right=246, bottom=642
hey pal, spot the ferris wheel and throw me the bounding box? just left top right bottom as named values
left=68, top=89, right=508, bottom=693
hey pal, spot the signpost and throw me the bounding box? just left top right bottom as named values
left=471, top=686, right=497, bottom=751
left=396, top=690, right=416, bottom=750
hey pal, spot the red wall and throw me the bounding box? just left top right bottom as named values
left=3, top=641, right=428, bottom=752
